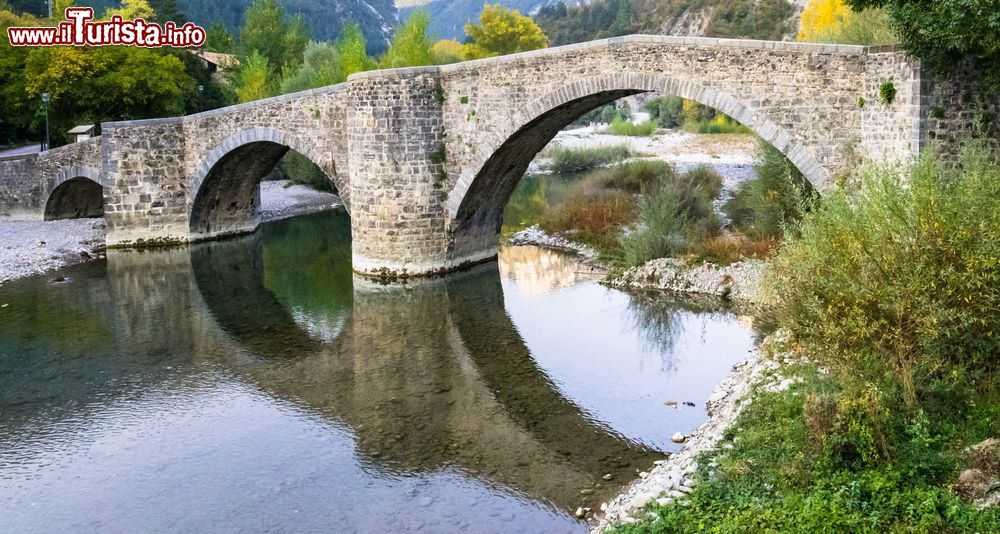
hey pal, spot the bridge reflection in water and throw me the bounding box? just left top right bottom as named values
left=0, top=210, right=752, bottom=533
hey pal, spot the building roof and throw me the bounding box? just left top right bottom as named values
left=67, top=124, right=95, bottom=134
left=191, top=50, right=240, bottom=69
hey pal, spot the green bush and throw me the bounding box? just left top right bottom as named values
left=683, top=114, right=751, bottom=134
left=770, top=144, right=1000, bottom=407
left=546, top=144, right=633, bottom=173
left=608, top=118, right=657, bottom=136
left=645, top=96, right=685, bottom=129
left=723, top=141, right=816, bottom=239
left=588, top=159, right=674, bottom=193
left=572, top=102, right=631, bottom=127
left=619, top=164, right=723, bottom=266
left=278, top=150, right=336, bottom=193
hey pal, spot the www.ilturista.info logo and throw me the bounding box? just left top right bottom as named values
left=8, top=7, right=206, bottom=47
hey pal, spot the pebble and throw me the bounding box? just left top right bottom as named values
left=574, top=507, right=586, bottom=519
left=655, top=497, right=673, bottom=507
left=602, top=473, right=614, bottom=481
left=580, top=489, right=594, bottom=495
left=671, top=432, right=686, bottom=443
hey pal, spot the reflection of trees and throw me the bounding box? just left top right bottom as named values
left=623, top=291, right=730, bottom=370
left=497, top=245, right=603, bottom=295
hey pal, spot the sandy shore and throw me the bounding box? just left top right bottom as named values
left=0, top=180, right=341, bottom=285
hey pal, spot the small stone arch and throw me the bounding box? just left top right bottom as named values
left=188, top=127, right=347, bottom=240
left=189, top=127, right=348, bottom=208
left=446, top=71, right=834, bottom=221
left=44, top=165, right=106, bottom=220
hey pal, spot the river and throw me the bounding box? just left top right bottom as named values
left=0, top=209, right=754, bottom=532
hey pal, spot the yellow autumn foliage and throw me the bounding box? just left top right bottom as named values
left=797, top=0, right=895, bottom=45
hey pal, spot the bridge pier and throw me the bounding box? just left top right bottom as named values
left=347, top=68, right=490, bottom=279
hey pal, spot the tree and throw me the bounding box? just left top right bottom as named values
left=463, top=4, right=548, bottom=59
left=240, top=0, right=310, bottom=74
left=279, top=41, right=343, bottom=94
left=379, top=10, right=435, bottom=68
left=149, top=0, right=185, bottom=23
left=104, top=0, right=155, bottom=20
left=205, top=23, right=235, bottom=53
left=846, top=0, right=1000, bottom=91
left=235, top=50, right=273, bottom=103
left=797, top=0, right=894, bottom=45
left=432, top=39, right=465, bottom=64
left=335, top=22, right=375, bottom=77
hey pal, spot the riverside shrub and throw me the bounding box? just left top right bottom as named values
left=619, top=164, right=723, bottom=266
left=769, top=144, right=1000, bottom=407
left=724, top=141, right=816, bottom=239
left=608, top=118, right=657, bottom=136
left=546, top=144, right=633, bottom=173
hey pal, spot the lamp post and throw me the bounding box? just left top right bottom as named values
left=41, top=92, right=50, bottom=152
left=47, top=0, right=53, bottom=18
left=197, top=85, right=204, bottom=112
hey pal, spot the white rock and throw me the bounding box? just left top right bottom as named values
left=655, top=497, right=673, bottom=507
left=671, top=432, right=686, bottom=443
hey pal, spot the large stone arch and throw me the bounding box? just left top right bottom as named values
left=188, top=127, right=347, bottom=241
left=44, top=165, right=106, bottom=220
left=445, top=71, right=835, bottom=262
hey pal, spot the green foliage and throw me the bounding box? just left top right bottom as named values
left=380, top=9, right=435, bottom=68
left=587, top=159, right=673, bottom=193
left=770, top=144, right=1000, bottom=406
left=205, top=23, right=235, bottom=53
left=608, top=118, right=656, bottom=136
left=857, top=96, right=865, bottom=108
left=610, top=367, right=1000, bottom=533
left=847, top=0, right=1000, bottom=93
left=279, top=41, right=343, bottom=94
left=537, top=0, right=798, bottom=47
left=335, top=22, right=377, bottom=78
left=278, top=150, right=335, bottom=193
left=462, top=3, right=548, bottom=59
left=723, top=141, right=816, bottom=239
left=683, top=114, right=751, bottom=134
left=645, top=96, right=685, bottom=129
left=546, top=144, right=633, bottom=173
left=879, top=80, right=896, bottom=105
left=235, top=50, right=273, bottom=103
left=240, top=0, right=310, bottom=74
left=619, top=164, right=723, bottom=266
left=572, top=102, right=631, bottom=126
left=704, top=0, right=795, bottom=39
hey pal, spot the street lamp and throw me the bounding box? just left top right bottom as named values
left=41, top=92, right=50, bottom=152
left=197, top=85, right=204, bottom=112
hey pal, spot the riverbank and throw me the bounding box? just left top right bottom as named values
left=0, top=180, right=341, bottom=285
left=593, top=331, right=801, bottom=531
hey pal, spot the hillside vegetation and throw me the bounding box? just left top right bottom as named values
left=535, top=0, right=799, bottom=46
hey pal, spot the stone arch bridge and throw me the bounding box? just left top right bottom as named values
left=0, top=35, right=993, bottom=278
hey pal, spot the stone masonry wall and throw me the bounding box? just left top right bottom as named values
left=0, top=137, right=103, bottom=219
left=861, top=48, right=922, bottom=167
left=347, top=69, right=453, bottom=278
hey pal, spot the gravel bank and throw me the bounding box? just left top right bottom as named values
left=0, top=180, right=341, bottom=284
left=605, top=257, right=767, bottom=304
left=0, top=218, right=105, bottom=284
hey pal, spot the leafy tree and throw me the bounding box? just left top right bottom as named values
left=797, top=0, right=894, bottom=45
left=335, top=22, right=375, bottom=77
left=235, top=50, right=273, bottom=103
left=432, top=39, right=465, bottom=64
left=279, top=41, right=343, bottom=94
left=463, top=3, right=547, bottom=59
left=103, top=0, right=155, bottom=20
left=379, top=10, right=435, bottom=68
left=240, top=0, right=310, bottom=74
left=149, top=0, right=184, bottom=23
left=846, top=0, right=1000, bottom=92
left=205, top=22, right=235, bottom=53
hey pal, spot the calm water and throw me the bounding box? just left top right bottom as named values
left=0, top=210, right=754, bottom=533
